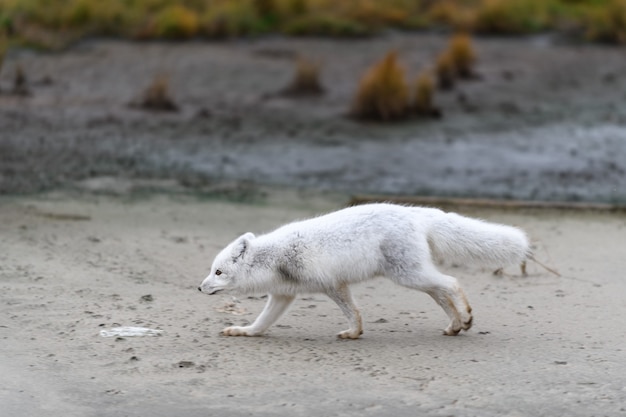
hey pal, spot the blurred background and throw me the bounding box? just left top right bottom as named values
left=0, top=0, right=625, bottom=202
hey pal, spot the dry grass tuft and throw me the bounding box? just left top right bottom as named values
left=434, top=51, right=456, bottom=90
left=12, top=64, right=30, bottom=96
left=281, top=56, right=324, bottom=96
left=413, top=71, right=441, bottom=118
left=431, top=32, right=478, bottom=92
left=351, top=51, right=410, bottom=122
left=134, top=75, right=178, bottom=112
left=447, top=32, right=476, bottom=79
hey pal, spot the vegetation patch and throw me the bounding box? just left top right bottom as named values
left=150, top=5, right=200, bottom=39
left=0, top=29, right=6, bottom=74
left=12, top=62, right=29, bottom=95
left=447, top=33, right=477, bottom=79
left=435, top=51, right=456, bottom=91
left=280, top=56, right=324, bottom=97
left=583, top=0, right=626, bottom=44
left=413, top=71, right=441, bottom=118
left=0, top=0, right=623, bottom=44
left=472, top=0, right=555, bottom=34
left=130, top=75, right=178, bottom=112
left=351, top=51, right=410, bottom=122
left=281, top=13, right=371, bottom=37
left=200, top=0, right=268, bottom=38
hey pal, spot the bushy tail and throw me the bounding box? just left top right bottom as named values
left=426, top=212, right=530, bottom=267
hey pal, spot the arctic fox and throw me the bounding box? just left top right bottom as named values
left=198, top=203, right=530, bottom=338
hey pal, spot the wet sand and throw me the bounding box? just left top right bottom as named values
left=1, top=33, right=626, bottom=201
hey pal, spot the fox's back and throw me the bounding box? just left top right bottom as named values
left=252, top=204, right=441, bottom=286
left=257, top=204, right=437, bottom=270
left=271, top=203, right=435, bottom=241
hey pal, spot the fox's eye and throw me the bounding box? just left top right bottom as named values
left=215, top=270, right=222, bottom=276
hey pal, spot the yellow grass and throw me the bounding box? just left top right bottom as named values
left=135, top=75, right=178, bottom=112
left=351, top=51, right=410, bottom=122
left=447, top=33, right=476, bottom=79
left=282, top=56, right=324, bottom=96
left=12, top=63, right=30, bottom=95
left=435, top=51, right=455, bottom=90
left=413, top=71, right=438, bottom=116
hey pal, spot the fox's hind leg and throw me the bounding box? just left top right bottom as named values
left=425, top=274, right=473, bottom=336
left=394, top=267, right=473, bottom=336
left=222, top=294, right=295, bottom=336
left=325, top=283, right=363, bottom=339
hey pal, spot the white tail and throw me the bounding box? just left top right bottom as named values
left=427, top=212, right=530, bottom=267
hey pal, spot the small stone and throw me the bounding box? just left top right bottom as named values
left=177, top=361, right=195, bottom=368
left=140, top=294, right=154, bottom=302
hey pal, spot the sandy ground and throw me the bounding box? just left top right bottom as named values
left=1, top=33, right=626, bottom=202
left=1, top=187, right=625, bottom=417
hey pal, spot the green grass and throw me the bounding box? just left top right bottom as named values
left=0, top=0, right=625, bottom=45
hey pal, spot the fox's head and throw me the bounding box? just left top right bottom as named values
left=198, top=232, right=255, bottom=295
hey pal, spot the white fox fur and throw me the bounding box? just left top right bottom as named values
left=199, top=203, right=530, bottom=338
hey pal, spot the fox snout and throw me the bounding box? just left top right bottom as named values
left=197, top=284, right=224, bottom=295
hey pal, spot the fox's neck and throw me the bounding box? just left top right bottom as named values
left=238, top=242, right=282, bottom=293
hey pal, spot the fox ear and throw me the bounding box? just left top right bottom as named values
left=232, top=232, right=255, bottom=260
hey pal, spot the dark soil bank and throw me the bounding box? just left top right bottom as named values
left=1, top=33, right=625, bottom=202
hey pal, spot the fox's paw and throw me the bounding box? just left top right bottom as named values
left=337, top=329, right=363, bottom=340
left=221, top=326, right=260, bottom=337
left=462, top=314, right=473, bottom=330
left=443, top=313, right=473, bottom=336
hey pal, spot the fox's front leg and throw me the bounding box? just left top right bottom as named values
left=222, top=294, right=295, bottom=336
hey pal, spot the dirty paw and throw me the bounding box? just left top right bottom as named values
left=443, top=315, right=473, bottom=336
left=443, top=321, right=462, bottom=336
left=443, top=326, right=461, bottom=336
left=337, top=329, right=362, bottom=339
left=462, top=315, right=473, bottom=331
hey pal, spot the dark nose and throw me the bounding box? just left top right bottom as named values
left=197, top=287, right=202, bottom=292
